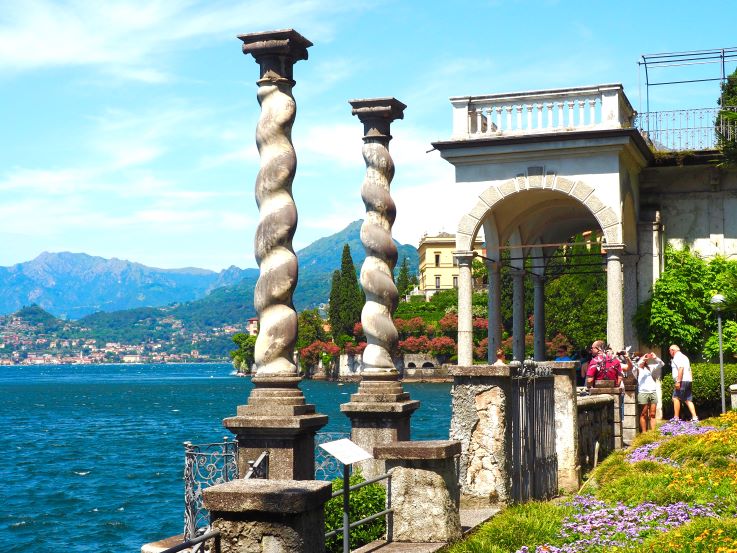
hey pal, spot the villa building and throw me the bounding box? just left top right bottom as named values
left=417, top=232, right=484, bottom=298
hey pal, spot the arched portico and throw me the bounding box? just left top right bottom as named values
left=454, top=169, right=629, bottom=365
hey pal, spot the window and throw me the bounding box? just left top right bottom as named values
left=435, top=276, right=441, bottom=289
left=453, top=276, right=458, bottom=288
left=434, top=253, right=440, bottom=266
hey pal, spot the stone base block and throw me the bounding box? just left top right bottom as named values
left=203, top=479, right=332, bottom=553
left=374, top=441, right=462, bottom=543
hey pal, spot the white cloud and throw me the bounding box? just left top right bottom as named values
left=0, top=0, right=369, bottom=80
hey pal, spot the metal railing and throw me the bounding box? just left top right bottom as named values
left=635, top=106, right=737, bottom=151
left=183, top=432, right=350, bottom=539
left=160, top=530, right=221, bottom=553
left=325, top=471, right=393, bottom=553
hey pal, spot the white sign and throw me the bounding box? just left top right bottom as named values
left=318, top=438, right=373, bottom=465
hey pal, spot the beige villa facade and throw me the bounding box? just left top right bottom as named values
left=417, top=232, right=484, bottom=298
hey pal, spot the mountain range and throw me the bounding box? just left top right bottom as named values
left=1, top=220, right=419, bottom=323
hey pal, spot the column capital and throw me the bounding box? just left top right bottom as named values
left=350, top=97, right=406, bottom=141
left=603, top=243, right=625, bottom=252
left=452, top=250, right=475, bottom=266
left=238, top=29, right=312, bottom=83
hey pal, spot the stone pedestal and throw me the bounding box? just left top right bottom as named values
left=449, top=365, right=511, bottom=504
left=341, top=373, right=420, bottom=478
left=224, top=376, right=328, bottom=480
left=203, top=478, right=332, bottom=553
left=544, top=361, right=580, bottom=492
left=588, top=384, right=622, bottom=449
left=622, top=378, right=637, bottom=445
left=374, top=440, right=462, bottom=543
left=731, top=384, right=737, bottom=410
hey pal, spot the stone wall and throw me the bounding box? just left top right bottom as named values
left=577, top=395, right=615, bottom=473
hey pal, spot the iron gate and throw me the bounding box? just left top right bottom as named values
left=509, top=360, right=557, bottom=502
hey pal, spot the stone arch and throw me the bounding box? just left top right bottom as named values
left=455, top=167, right=621, bottom=252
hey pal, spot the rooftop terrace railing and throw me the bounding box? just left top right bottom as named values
left=635, top=106, right=737, bottom=151
left=450, top=84, right=636, bottom=139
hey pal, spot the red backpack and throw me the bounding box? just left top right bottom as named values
left=593, top=352, right=622, bottom=383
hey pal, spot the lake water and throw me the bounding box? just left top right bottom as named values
left=1, top=363, right=452, bottom=553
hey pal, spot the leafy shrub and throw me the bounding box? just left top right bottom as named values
left=324, top=472, right=386, bottom=553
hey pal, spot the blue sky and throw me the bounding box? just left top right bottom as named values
left=1, top=0, right=735, bottom=271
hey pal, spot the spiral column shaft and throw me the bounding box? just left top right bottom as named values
left=350, top=98, right=406, bottom=374
left=241, top=29, right=310, bottom=377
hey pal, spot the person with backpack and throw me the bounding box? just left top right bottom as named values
left=585, top=340, right=624, bottom=389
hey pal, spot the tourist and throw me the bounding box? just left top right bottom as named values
left=633, top=352, right=663, bottom=431
left=669, top=344, right=698, bottom=422
left=585, top=340, right=623, bottom=389
left=493, top=348, right=506, bottom=366
left=555, top=346, right=572, bottom=361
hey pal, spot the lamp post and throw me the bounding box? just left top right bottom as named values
left=710, top=293, right=726, bottom=414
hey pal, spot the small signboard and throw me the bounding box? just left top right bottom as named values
left=318, top=438, right=372, bottom=465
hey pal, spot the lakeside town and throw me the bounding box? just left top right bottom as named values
left=0, top=311, right=259, bottom=365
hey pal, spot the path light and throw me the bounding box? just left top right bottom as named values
left=710, top=293, right=726, bottom=414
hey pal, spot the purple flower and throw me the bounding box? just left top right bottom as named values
left=626, top=441, right=679, bottom=467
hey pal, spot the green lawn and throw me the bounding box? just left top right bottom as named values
left=443, top=411, right=737, bottom=553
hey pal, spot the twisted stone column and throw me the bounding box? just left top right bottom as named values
left=245, top=29, right=307, bottom=378
left=341, top=98, right=418, bottom=477
left=223, top=29, right=326, bottom=480
left=351, top=98, right=405, bottom=374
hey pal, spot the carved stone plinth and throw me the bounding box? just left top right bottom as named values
left=341, top=373, right=420, bottom=478
left=225, top=376, right=327, bottom=480
left=203, top=478, right=332, bottom=553
left=374, top=440, right=462, bottom=543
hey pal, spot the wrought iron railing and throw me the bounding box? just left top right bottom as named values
left=183, top=431, right=350, bottom=539
left=635, top=106, right=737, bottom=151
left=183, top=438, right=238, bottom=540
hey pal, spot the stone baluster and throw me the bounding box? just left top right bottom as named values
left=476, top=108, right=484, bottom=135
left=516, top=105, right=523, bottom=129
left=505, top=105, right=513, bottom=130
left=557, top=102, right=564, bottom=128
left=536, top=103, right=543, bottom=129
left=567, top=100, right=575, bottom=127
left=589, top=97, right=597, bottom=126
left=495, top=106, right=503, bottom=130
left=224, top=29, right=327, bottom=481
left=546, top=103, right=554, bottom=128
left=526, top=104, right=533, bottom=130
left=578, top=99, right=585, bottom=126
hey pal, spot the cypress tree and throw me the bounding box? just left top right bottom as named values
left=396, top=257, right=411, bottom=297
left=338, top=244, right=364, bottom=338
left=328, top=270, right=343, bottom=341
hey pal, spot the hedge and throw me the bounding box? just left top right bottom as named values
left=660, top=362, right=737, bottom=416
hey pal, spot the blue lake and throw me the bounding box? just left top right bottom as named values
left=1, top=363, right=452, bottom=552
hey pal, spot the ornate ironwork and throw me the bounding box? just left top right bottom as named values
left=635, top=106, right=737, bottom=152
left=183, top=439, right=238, bottom=539
left=244, top=451, right=269, bottom=479
left=509, top=362, right=558, bottom=503
left=315, top=431, right=351, bottom=480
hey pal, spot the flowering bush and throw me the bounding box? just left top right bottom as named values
left=299, top=340, right=339, bottom=368
left=343, top=341, right=367, bottom=356
left=474, top=337, right=489, bottom=361
left=353, top=322, right=363, bottom=339
left=429, top=336, right=456, bottom=356
left=398, top=335, right=431, bottom=354
left=438, top=313, right=458, bottom=336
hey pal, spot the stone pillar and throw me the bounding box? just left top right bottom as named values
left=730, top=384, right=737, bottom=410
left=542, top=361, right=580, bottom=492
left=373, top=441, right=462, bottom=543
left=341, top=98, right=419, bottom=478
left=606, top=246, right=624, bottom=352
left=623, top=255, right=638, bottom=350
left=622, top=379, right=637, bottom=445
left=449, top=365, right=511, bottom=504
left=203, top=479, right=332, bottom=553
left=532, top=274, right=545, bottom=361
left=456, top=251, right=475, bottom=366
left=224, top=29, right=327, bottom=480
left=487, top=259, right=502, bottom=363
left=588, top=384, right=622, bottom=449
left=511, top=267, right=526, bottom=361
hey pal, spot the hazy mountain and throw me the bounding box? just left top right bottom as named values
left=0, top=252, right=253, bottom=319
left=1, top=220, right=419, bottom=327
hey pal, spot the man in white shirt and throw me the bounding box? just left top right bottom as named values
left=669, top=344, right=698, bottom=422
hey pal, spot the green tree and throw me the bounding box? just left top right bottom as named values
left=328, top=244, right=364, bottom=343
left=396, top=256, right=413, bottom=297
left=296, top=308, right=327, bottom=350
left=230, top=333, right=256, bottom=373
left=717, top=67, right=737, bottom=165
